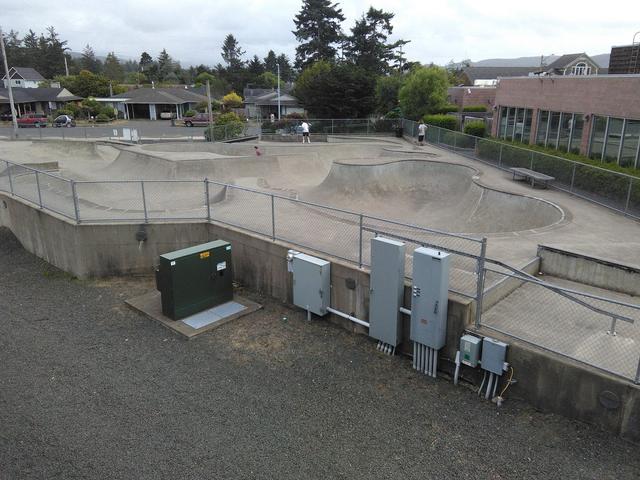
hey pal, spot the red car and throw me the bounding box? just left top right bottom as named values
left=183, top=113, right=212, bottom=127
left=17, top=113, right=48, bottom=128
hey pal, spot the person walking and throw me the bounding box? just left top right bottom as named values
left=417, top=121, right=427, bottom=146
left=301, top=121, right=311, bottom=144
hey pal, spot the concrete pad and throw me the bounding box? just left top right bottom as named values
left=126, top=291, right=262, bottom=339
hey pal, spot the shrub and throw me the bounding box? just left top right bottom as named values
left=95, top=113, right=110, bottom=123
left=462, top=105, right=488, bottom=112
left=222, top=91, right=243, bottom=108
left=204, top=111, right=244, bottom=141
left=184, top=110, right=196, bottom=117
left=424, top=114, right=458, bottom=131
left=430, top=103, right=459, bottom=114
left=464, top=120, right=486, bottom=137
left=285, top=112, right=307, bottom=120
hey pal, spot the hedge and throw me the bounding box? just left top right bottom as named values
left=463, top=121, right=486, bottom=137
left=424, top=114, right=458, bottom=131
left=462, top=105, right=487, bottom=112
left=429, top=104, right=458, bottom=115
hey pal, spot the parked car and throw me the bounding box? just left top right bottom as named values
left=0, top=112, right=15, bottom=122
left=53, top=115, right=76, bottom=128
left=17, top=113, right=48, bottom=128
left=183, top=113, right=212, bottom=127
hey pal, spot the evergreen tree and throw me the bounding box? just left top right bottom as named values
left=276, top=54, right=294, bottom=82
left=37, top=26, right=68, bottom=78
left=157, top=48, right=174, bottom=82
left=248, top=55, right=264, bottom=76
left=139, top=51, right=153, bottom=71
left=81, top=44, right=101, bottom=73
left=221, top=34, right=245, bottom=67
left=263, top=50, right=278, bottom=74
left=344, top=7, right=408, bottom=75
left=103, top=52, right=124, bottom=82
left=293, top=0, right=345, bottom=69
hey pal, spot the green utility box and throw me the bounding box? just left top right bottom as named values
left=155, top=240, right=233, bottom=320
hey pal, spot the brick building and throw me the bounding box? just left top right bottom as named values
left=491, top=75, right=640, bottom=168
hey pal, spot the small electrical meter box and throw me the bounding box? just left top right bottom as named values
left=409, top=247, right=451, bottom=349
left=460, top=334, right=482, bottom=367
left=155, top=240, right=233, bottom=320
left=291, top=253, right=330, bottom=316
left=481, top=337, right=508, bottom=375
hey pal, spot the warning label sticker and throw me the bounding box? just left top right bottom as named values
left=200, top=251, right=210, bottom=259
left=217, top=261, right=227, bottom=271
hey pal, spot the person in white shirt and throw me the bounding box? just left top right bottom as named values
left=301, top=121, right=311, bottom=144
left=417, top=122, right=427, bottom=145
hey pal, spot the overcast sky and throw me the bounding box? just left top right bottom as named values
left=2, top=0, right=638, bottom=66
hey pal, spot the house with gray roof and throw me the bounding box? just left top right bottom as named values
left=0, top=87, right=82, bottom=117
left=2, top=67, right=46, bottom=89
left=107, top=87, right=209, bottom=120
left=243, top=87, right=303, bottom=118
left=544, top=53, right=603, bottom=75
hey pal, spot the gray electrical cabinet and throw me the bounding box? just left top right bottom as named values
left=291, top=253, right=330, bottom=316
left=410, top=247, right=450, bottom=349
left=481, top=337, right=508, bottom=375
left=460, top=334, right=482, bottom=367
left=369, top=237, right=405, bottom=346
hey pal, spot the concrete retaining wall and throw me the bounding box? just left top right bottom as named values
left=1, top=192, right=638, bottom=443
left=538, top=245, right=640, bottom=296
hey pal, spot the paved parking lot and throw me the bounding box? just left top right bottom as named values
left=1, top=226, right=638, bottom=479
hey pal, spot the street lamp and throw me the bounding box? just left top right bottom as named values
left=0, top=26, right=18, bottom=139
left=276, top=63, right=281, bottom=120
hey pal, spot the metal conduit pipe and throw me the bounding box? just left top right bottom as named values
left=326, top=307, right=370, bottom=328
left=432, top=349, right=438, bottom=378
left=485, top=373, right=494, bottom=400
left=453, top=351, right=461, bottom=385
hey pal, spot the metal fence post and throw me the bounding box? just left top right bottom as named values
left=205, top=178, right=211, bottom=221
left=358, top=214, right=364, bottom=268
left=270, top=194, right=276, bottom=241
left=474, top=136, right=478, bottom=154
left=331, top=119, right=334, bottom=134
left=35, top=171, right=43, bottom=208
left=453, top=131, right=457, bottom=150
left=530, top=150, right=534, bottom=170
left=498, top=143, right=503, bottom=167
left=140, top=180, right=148, bottom=223
left=570, top=163, right=576, bottom=192
left=474, top=237, right=488, bottom=328
left=624, top=178, right=633, bottom=213
left=61, top=126, right=65, bottom=141
left=7, top=161, right=14, bottom=195
left=437, top=127, right=441, bottom=145
left=71, top=180, right=80, bottom=223
left=366, top=119, right=370, bottom=135
left=39, top=126, right=42, bottom=140
left=84, top=127, right=88, bottom=139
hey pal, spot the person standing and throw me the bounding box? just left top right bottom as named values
left=301, top=121, right=311, bottom=144
left=417, top=121, right=427, bottom=146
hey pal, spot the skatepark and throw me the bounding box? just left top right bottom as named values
left=1, top=134, right=640, bottom=440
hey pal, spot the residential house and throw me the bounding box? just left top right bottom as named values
left=0, top=87, right=82, bottom=117
left=107, top=87, right=209, bottom=120
left=544, top=53, right=603, bottom=76
left=2, top=67, right=46, bottom=89
left=243, top=87, right=304, bottom=118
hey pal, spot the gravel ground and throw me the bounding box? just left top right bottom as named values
left=0, top=226, right=638, bottom=480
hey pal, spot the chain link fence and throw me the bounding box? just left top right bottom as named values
left=260, top=118, right=396, bottom=136
left=405, top=120, right=640, bottom=219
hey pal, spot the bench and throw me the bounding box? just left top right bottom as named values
left=509, top=167, right=555, bottom=188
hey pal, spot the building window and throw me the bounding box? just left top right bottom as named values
left=603, top=117, right=624, bottom=163
left=498, top=107, right=508, bottom=138
left=589, top=116, right=607, bottom=160
left=571, top=62, right=591, bottom=75
left=569, top=115, right=584, bottom=154
left=505, top=107, right=516, bottom=140
left=558, top=113, right=573, bottom=151
left=522, top=109, right=533, bottom=144
left=536, top=111, right=549, bottom=146
left=620, top=120, right=640, bottom=168
left=547, top=112, right=561, bottom=148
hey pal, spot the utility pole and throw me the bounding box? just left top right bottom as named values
left=64, top=56, right=69, bottom=76
left=276, top=63, right=281, bottom=120
left=0, top=26, right=18, bottom=139
left=206, top=80, right=214, bottom=126
left=109, top=81, right=113, bottom=97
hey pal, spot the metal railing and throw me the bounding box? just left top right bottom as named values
left=480, top=262, right=640, bottom=383
left=402, top=119, right=640, bottom=220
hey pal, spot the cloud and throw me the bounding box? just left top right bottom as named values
left=2, top=0, right=636, bottom=66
